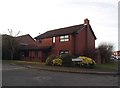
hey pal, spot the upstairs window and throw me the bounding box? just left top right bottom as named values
left=60, top=35, right=69, bottom=42
left=53, top=37, right=56, bottom=43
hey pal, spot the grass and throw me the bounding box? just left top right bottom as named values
left=3, top=60, right=45, bottom=65
left=95, top=61, right=118, bottom=71
left=3, top=60, right=118, bottom=72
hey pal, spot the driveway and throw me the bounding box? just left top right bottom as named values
left=2, top=61, right=119, bottom=86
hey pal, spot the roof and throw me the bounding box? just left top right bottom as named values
left=19, top=44, right=52, bottom=50
left=89, top=25, right=97, bottom=40
left=15, top=34, right=35, bottom=45
left=35, top=24, right=96, bottom=40
left=2, top=34, right=14, bottom=38
left=35, top=24, right=85, bottom=39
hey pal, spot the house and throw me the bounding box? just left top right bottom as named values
left=15, top=34, right=37, bottom=61
left=112, top=50, right=120, bottom=59
left=2, top=34, right=44, bottom=61
left=2, top=34, right=34, bottom=60
left=33, top=18, right=97, bottom=62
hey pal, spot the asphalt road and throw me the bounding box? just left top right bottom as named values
left=2, top=62, right=118, bottom=86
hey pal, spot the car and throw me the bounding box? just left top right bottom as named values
left=110, top=56, right=119, bottom=61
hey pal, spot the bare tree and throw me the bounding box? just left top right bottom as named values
left=4, top=29, right=20, bottom=60
left=98, top=42, right=114, bottom=63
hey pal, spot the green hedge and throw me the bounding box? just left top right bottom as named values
left=60, top=54, right=73, bottom=66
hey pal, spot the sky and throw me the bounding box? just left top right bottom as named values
left=0, top=0, right=119, bottom=51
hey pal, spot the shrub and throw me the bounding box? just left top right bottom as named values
left=45, top=55, right=56, bottom=66
left=98, top=42, right=113, bottom=63
left=77, top=56, right=96, bottom=68
left=52, top=57, right=62, bottom=66
left=60, top=54, right=72, bottom=66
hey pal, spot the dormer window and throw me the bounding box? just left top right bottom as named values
left=60, top=35, right=69, bottom=42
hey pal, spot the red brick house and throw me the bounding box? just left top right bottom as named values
left=16, top=34, right=52, bottom=61
left=15, top=34, right=37, bottom=61
left=32, top=18, right=97, bottom=62
left=17, top=19, right=96, bottom=62
left=2, top=34, right=36, bottom=60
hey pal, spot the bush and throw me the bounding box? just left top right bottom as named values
left=52, top=57, right=62, bottom=66
left=45, top=55, right=56, bottom=66
left=60, top=54, right=72, bottom=66
left=77, top=56, right=96, bottom=68
left=98, top=42, right=113, bottom=63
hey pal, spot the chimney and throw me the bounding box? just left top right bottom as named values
left=84, top=18, right=89, bottom=25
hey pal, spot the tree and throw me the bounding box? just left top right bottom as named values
left=2, top=29, right=20, bottom=60
left=98, top=42, right=114, bottom=63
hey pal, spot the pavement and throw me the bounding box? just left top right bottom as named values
left=8, top=61, right=119, bottom=75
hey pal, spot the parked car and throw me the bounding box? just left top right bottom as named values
left=110, top=56, right=119, bottom=61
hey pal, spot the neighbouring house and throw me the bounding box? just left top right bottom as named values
left=113, top=50, right=120, bottom=59
left=33, top=18, right=97, bottom=62
left=2, top=34, right=42, bottom=61
left=2, top=34, right=36, bottom=60
left=15, top=34, right=52, bottom=62
left=15, top=34, right=36, bottom=61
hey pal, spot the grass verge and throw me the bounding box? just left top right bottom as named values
left=95, top=61, right=118, bottom=71
left=3, top=60, right=118, bottom=72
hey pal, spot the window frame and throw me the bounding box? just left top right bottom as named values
left=60, top=35, right=69, bottom=42
left=52, top=36, right=56, bottom=43
left=59, top=50, right=69, bottom=55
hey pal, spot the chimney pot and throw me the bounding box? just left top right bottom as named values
left=84, top=18, right=89, bottom=25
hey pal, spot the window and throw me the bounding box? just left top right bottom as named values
left=60, top=35, right=69, bottom=42
left=53, top=37, right=56, bottom=43
left=60, top=50, right=69, bottom=55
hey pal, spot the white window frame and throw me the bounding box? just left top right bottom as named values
left=60, top=50, right=69, bottom=55
left=60, top=35, right=69, bottom=42
left=53, top=37, right=56, bottom=43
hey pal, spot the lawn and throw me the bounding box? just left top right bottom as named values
left=95, top=61, right=118, bottom=71
left=3, top=60, right=118, bottom=72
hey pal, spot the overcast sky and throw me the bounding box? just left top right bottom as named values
left=0, top=0, right=118, bottom=51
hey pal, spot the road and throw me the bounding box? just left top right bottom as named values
left=2, top=61, right=118, bottom=86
